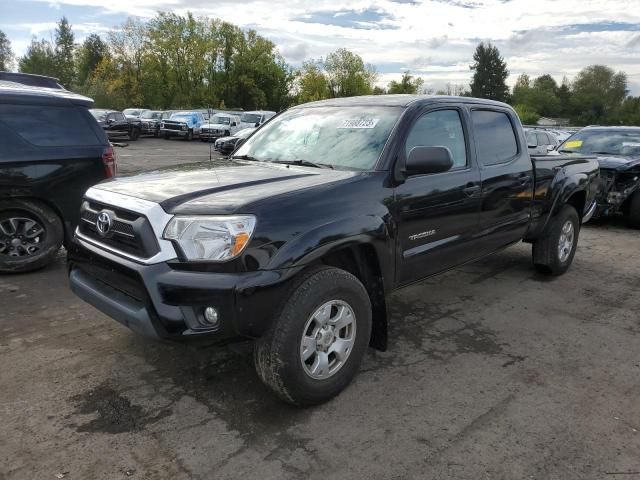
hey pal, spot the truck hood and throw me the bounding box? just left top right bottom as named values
left=202, top=123, right=229, bottom=129
left=93, top=161, right=358, bottom=214
left=596, top=154, right=640, bottom=171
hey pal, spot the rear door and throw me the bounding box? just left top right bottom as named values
left=395, top=106, right=482, bottom=285
left=471, top=109, right=534, bottom=253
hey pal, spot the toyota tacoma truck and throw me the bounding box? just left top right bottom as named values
left=68, top=95, right=599, bottom=406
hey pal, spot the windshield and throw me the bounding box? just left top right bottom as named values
left=90, top=110, right=108, bottom=121
left=241, top=113, right=262, bottom=124
left=211, top=115, right=230, bottom=125
left=170, top=113, right=192, bottom=121
left=233, top=106, right=402, bottom=170
left=123, top=109, right=143, bottom=116
left=141, top=111, right=161, bottom=119
left=559, top=130, right=640, bottom=156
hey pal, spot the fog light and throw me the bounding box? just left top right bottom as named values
left=203, top=306, right=219, bottom=326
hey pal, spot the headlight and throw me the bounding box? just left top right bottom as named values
left=182, top=125, right=187, bottom=131
left=163, top=215, right=256, bottom=262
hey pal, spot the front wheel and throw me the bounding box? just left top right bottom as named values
left=129, top=128, right=139, bottom=141
left=0, top=199, right=63, bottom=273
left=532, top=205, right=580, bottom=276
left=184, top=129, right=193, bottom=141
left=254, top=266, right=372, bottom=406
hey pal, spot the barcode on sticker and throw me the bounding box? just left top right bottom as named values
left=338, top=119, right=379, bottom=129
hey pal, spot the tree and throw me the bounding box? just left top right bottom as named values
left=324, top=48, right=375, bottom=97
left=54, top=17, right=76, bottom=87
left=514, top=104, right=540, bottom=125
left=19, top=38, right=57, bottom=77
left=570, top=65, right=628, bottom=125
left=0, top=30, right=14, bottom=71
left=297, top=60, right=329, bottom=103
left=387, top=71, right=424, bottom=94
left=511, top=74, right=532, bottom=106
left=76, top=34, right=109, bottom=86
left=469, top=42, right=509, bottom=102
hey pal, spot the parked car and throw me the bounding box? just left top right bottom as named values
left=160, top=111, right=205, bottom=140
left=558, top=126, right=640, bottom=227
left=213, top=128, right=255, bottom=154
left=0, top=75, right=114, bottom=273
left=525, top=128, right=559, bottom=155
left=139, top=110, right=164, bottom=137
left=122, top=108, right=149, bottom=120
left=91, top=109, right=142, bottom=141
left=68, top=95, right=598, bottom=405
left=200, top=113, right=242, bottom=141
left=238, top=110, right=276, bottom=130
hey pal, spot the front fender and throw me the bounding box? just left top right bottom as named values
left=266, top=215, right=395, bottom=290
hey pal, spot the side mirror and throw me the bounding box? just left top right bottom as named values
left=546, top=144, right=555, bottom=152
left=405, top=146, right=454, bottom=176
left=255, top=122, right=260, bottom=127
left=231, top=122, right=237, bottom=127
left=236, top=138, right=246, bottom=148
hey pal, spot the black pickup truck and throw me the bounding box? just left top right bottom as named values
left=68, top=95, right=599, bottom=405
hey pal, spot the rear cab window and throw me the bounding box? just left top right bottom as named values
left=471, top=110, right=518, bottom=166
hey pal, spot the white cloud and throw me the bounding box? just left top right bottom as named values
left=6, top=0, right=640, bottom=93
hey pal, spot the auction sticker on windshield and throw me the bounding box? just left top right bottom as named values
left=564, top=140, right=583, bottom=149
left=338, top=119, right=380, bottom=129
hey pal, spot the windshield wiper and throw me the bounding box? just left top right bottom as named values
left=272, top=159, right=334, bottom=169
left=231, top=154, right=261, bottom=161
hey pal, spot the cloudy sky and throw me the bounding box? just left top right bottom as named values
left=3, top=0, right=640, bottom=94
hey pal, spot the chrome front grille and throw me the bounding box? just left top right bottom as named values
left=78, top=200, right=160, bottom=259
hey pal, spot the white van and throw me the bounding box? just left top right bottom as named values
left=200, top=113, right=241, bottom=141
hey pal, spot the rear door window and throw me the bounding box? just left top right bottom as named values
left=0, top=104, right=102, bottom=147
left=471, top=110, right=518, bottom=166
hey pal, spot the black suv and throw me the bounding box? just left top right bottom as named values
left=0, top=73, right=113, bottom=273
left=91, top=109, right=142, bottom=141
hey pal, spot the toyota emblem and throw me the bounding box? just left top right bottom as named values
left=96, top=211, right=112, bottom=236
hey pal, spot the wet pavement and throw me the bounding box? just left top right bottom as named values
left=1, top=139, right=639, bottom=479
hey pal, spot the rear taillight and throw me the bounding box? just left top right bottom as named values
left=102, top=145, right=117, bottom=178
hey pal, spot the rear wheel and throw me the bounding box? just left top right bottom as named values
left=532, top=205, right=580, bottom=276
left=624, top=192, right=640, bottom=229
left=0, top=200, right=63, bottom=273
left=254, top=266, right=372, bottom=406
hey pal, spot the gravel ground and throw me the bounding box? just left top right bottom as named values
left=1, top=138, right=639, bottom=479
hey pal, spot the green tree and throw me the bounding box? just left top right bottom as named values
left=511, top=74, right=532, bottom=106
left=19, top=38, right=57, bottom=77
left=324, top=48, right=375, bottom=97
left=469, top=42, right=509, bottom=102
left=76, top=34, right=109, bottom=86
left=54, top=17, right=76, bottom=87
left=0, top=30, right=14, bottom=71
left=514, top=104, right=540, bottom=125
left=296, top=60, right=329, bottom=103
left=570, top=65, right=628, bottom=125
left=387, top=71, right=424, bottom=94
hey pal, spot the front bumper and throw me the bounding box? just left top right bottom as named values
left=161, top=128, right=189, bottom=137
left=68, top=239, right=295, bottom=342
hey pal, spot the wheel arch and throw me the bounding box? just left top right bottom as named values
left=316, top=244, right=388, bottom=351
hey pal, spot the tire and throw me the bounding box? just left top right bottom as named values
left=0, top=199, right=64, bottom=274
left=254, top=266, right=372, bottom=406
left=624, top=192, right=640, bottom=229
left=129, top=128, right=139, bottom=141
left=184, top=130, right=193, bottom=141
left=164, top=133, right=170, bottom=140
left=225, top=130, right=230, bottom=136
left=532, top=205, right=580, bottom=276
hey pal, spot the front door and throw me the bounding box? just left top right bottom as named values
left=395, top=107, right=483, bottom=285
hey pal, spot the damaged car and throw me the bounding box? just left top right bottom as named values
left=558, top=126, right=640, bottom=228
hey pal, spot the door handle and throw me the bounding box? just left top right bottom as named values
left=463, top=184, right=481, bottom=197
